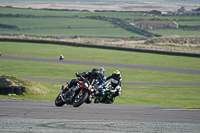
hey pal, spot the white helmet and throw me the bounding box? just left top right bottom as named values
left=99, top=67, right=105, bottom=74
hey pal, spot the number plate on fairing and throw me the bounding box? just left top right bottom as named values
left=111, top=79, right=118, bottom=84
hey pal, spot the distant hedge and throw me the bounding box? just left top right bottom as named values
left=0, top=24, right=18, bottom=29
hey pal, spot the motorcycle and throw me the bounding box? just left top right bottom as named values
left=93, top=81, right=115, bottom=104
left=59, top=55, right=64, bottom=60
left=55, top=77, right=93, bottom=107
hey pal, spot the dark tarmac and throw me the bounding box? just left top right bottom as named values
left=0, top=99, right=200, bottom=132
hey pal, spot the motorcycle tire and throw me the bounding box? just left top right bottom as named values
left=73, top=90, right=89, bottom=107
left=94, top=97, right=100, bottom=104
left=85, top=96, right=92, bottom=104
left=55, top=94, right=65, bottom=107
left=107, top=97, right=115, bottom=104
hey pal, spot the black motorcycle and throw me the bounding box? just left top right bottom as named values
left=55, top=79, right=93, bottom=107
left=93, top=82, right=115, bottom=104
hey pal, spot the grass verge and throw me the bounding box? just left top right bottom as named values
left=1, top=60, right=200, bottom=83
left=1, top=41, right=200, bottom=69
left=1, top=80, right=199, bottom=108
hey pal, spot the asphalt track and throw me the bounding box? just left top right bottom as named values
left=0, top=99, right=200, bottom=132
left=2, top=55, right=200, bottom=75
left=1, top=55, right=200, bottom=132
left=1, top=55, right=200, bottom=86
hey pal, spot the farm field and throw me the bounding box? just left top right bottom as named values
left=177, top=21, right=200, bottom=26
left=0, top=42, right=200, bottom=108
left=0, top=7, right=200, bottom=39
left=0, top=7, right=142, bottom=19
left=147, top=29, right=200, bottom=36
left=0, top=18, right=116, bottom=28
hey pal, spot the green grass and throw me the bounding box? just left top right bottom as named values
left=0, top=17, right=143, bottom=37
left=177, top=21, right=200, bottom=26
left=0, top=28, right=143, bottom=37
left=0, top=81, right=56, bottom=101
left=0, top=41, right=200, bottom=108
left=147, top=29, right=200, bottom=36
left=1, top=59, right=200, bottom=83
left=1, top=41, right=200, bottom=69
left=116, top=85, right=200, bottom=107
left=0, top=7, right=143, bottom=19
left=0, top=18, right=116, bottom=28
left=1, top=7, right=200, bottom=38
left=0, top=7, right=198, bottom=20
left=0, top=81, right=199, bottom=108
left=0, top=26, right=200, bottom=108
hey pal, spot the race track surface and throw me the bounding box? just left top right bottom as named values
left=2, top=55, right=200, bottom=75
left=0, top=99, right=200, bottom=132
left=2, top=55, right=200, bottom=86
left=1, top=55, right=200, bottom=132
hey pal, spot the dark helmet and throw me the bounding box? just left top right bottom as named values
left=113, top=70, right=120, bottom=78
left=99, top=67, right=105, bottom=74
left=91, top=68, right=101, bottom=78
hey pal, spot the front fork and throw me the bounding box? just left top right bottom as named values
left=60, top=85, right=66, bottom=102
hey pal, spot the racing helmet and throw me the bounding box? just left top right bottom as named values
left=91, top=68, right=101, bottom=78
left=113, top=70, right=120, bottom=78
left=99, top=67, right=105, bottom=74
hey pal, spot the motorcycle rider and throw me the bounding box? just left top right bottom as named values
left=96, top=67, right=106, bottom=97
left=106, top=70, right=122, bottom=97
left=59, top=54, right=64, bottom=60
left=62, top=68, right=102, bottom=94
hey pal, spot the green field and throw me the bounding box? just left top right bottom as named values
left=0, top=18, right=116, bottom=28
left=0, top=28, right=141, bottom=37
left=0, top=41, right=200, bottom=108
left=0, top=7, right=142, bottom=19
left=0, top=7, right=198, bottom=20
left=1, top=59, right=200, bottom=83
left=0, top=81, right=200, bottom=108
left=147, top=29, right=200, bottom=36
left=177, top=21, right=200, bottom=26
left=1, top=42, right=200, bottom=69
left=0, top=7, right=200, bottom=38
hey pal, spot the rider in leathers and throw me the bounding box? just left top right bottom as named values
left=106, top=70, right=122, bottom=97
left=62, top=68, right=102, bottom=93
left=61, top=68, right=102, bottom=103
left=96, top=67, right=106, bottom=96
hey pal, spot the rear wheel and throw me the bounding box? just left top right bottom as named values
left=55, top=94, right=65, bottom=107
left=73, top=89, right=89, bottom=107
left=107, top=97, right=115, bottom=104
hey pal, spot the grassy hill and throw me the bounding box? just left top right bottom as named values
left=0, top=41, right=200, bottom=108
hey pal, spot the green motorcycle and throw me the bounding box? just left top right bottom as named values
left=94, top=83, right=115, bottom=104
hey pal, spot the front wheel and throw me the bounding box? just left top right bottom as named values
left=106, top=97, right=115, bottom=104
left=73, top=89, right=89, bottom=107
left=94, top=97, right=100, bottom=104
left=55, top=94, right=65, bottom=107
